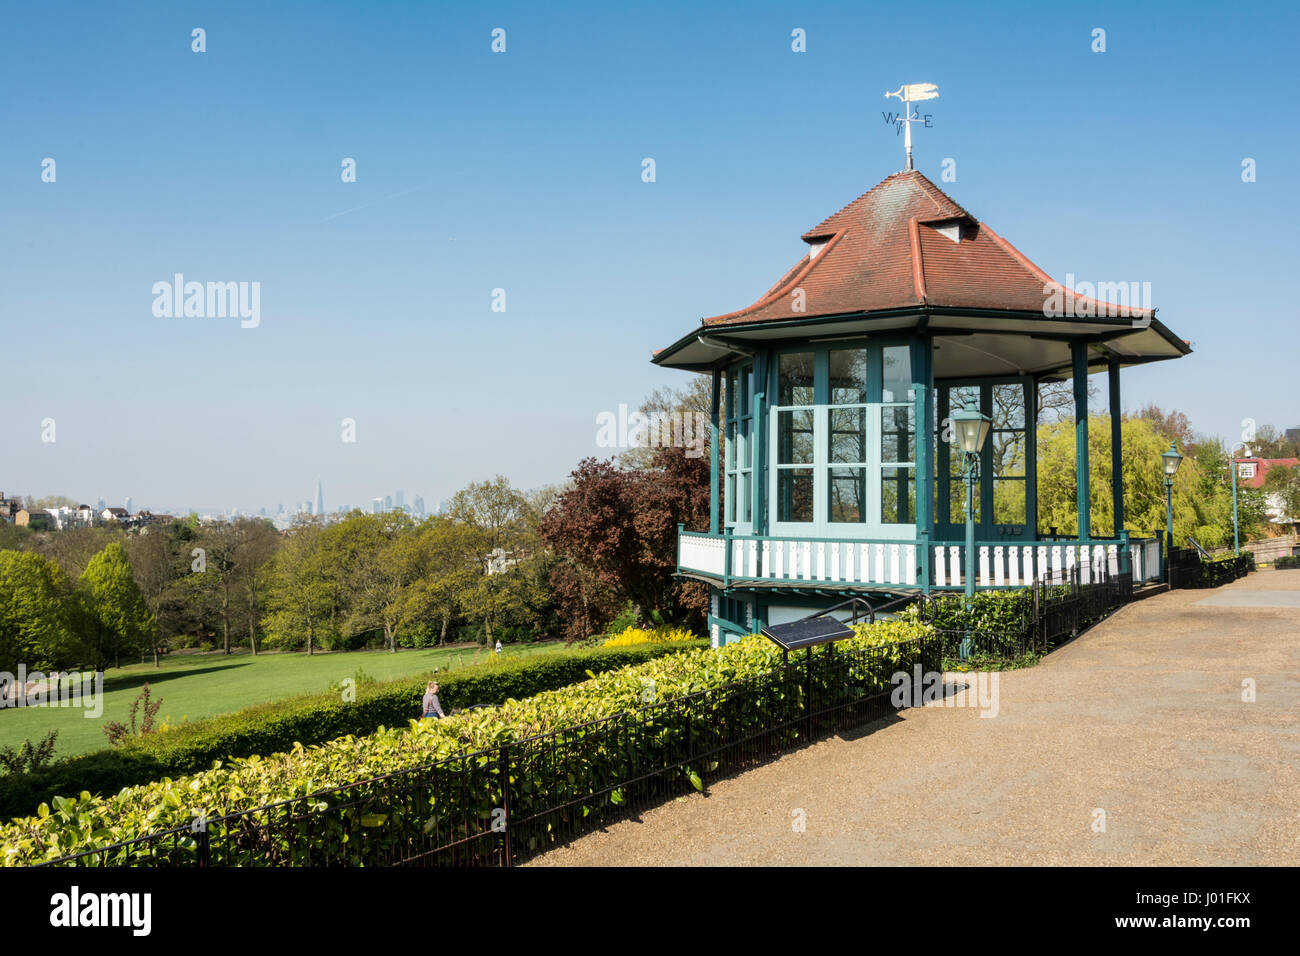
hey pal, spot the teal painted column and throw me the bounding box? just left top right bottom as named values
left=1107, top=357, right=1124, bottom=537
left=709, top=368, right=721, bottom=534
left=911, top=338, right=934, bottom=592
left=1072, top=342, right=1091, bottom=541
left=751, top=351, right=768, bottom=537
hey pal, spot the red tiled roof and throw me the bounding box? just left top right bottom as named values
left=703, top=170, right=1153, bottom=326
left=1238, top=458, right=1299, bottom=489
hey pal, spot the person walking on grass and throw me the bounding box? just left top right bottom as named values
left=422, top=681, right=445, bottom=719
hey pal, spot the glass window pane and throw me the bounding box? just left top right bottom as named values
left=994, top=477, right=1026, bottom=525
left=992, top=431, right=1026, bottom=476
left=725, top=422, right=735, bottom=468
left=740, top=419, right=752, bottom=468
left=726, top=475, right=735, bottom=523
left=950, top=479, right=981, bottom=524
left=881, top=467, right=915, bottom=524
left=828, top=348, right=867, bottom=405
left=778, top=352, right=815, bottom=406
left=726, top=371, right=736, bottom=422
left=993, top=384, right=1026, bottom=430
left=829, top=407, right=865, bottom=463
left=777, top=468, right=814, bottom=522
left=948, top=385, right=979, bottom=415
left=777, top=409, right=814, bottom=464
left=740, top=473, right=751, bottom=523
left=881, top=405, right=915, bottom=463
left=828, top=467, right=866, bottom=523
left=881, top=346, right=912, bottom=403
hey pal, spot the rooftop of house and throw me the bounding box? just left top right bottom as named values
left=1238, top=457, right=1300, bottom=489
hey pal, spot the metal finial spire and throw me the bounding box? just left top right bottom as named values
left=884, top=83, right=939, bottom=171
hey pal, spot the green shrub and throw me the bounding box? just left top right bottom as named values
left=0, top=642, right=704, bottom=822
left=1275, top=555, right=1298, bottom=570
left=0, top=621, right=929, bottom=865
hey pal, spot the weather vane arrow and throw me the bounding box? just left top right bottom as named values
left=884, top=83, right=939, bottom=171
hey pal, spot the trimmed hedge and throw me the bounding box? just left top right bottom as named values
left=0, top=621, right=930, bottom=865
left=0, top=642, right=703, bottom=822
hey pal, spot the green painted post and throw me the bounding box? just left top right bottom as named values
left=751, top=352, right=768, bottom=538
left=1072, top=341, right=1091, bottom=541
left=709, top=369, right=721, bottom=535
left=1107, top=357, right=1124, bottom=536
left=913, top=381, right=931, bottom=592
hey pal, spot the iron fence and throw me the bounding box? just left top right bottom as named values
left=928, top=565, right=1134, bottom=662
left=1168, top=547, right=1253, bottom=589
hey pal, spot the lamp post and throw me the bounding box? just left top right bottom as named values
left=1227, top=442, right=1250, bottom=555
left=1162, top=442, right=1183, bottom=582
left=952, top=402, right=992, bottom=658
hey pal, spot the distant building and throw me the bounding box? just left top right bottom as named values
left=1286, top=428, right=1300, bottom=446
left=413, top=495, right=425, bottom=518
left=314, top=478, right=324, bottom=517
left=1236, top=457, right=1300, bottom=524
left=383, top=495, right=392, bottom=512
left=0, top=492, right=20, bottom=523
left=102, top=507, right=129, bottom=523
left=14, top=509, right=52, bottom=529
left=484, top=547, right=522, bottom=575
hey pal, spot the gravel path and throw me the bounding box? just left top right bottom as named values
left=531, top=571, right=1300, bottom=866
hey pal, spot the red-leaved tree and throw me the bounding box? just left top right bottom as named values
left=540, top=447, right=708, bottom=641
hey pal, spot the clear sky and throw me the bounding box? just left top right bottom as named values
left=2, top=0, right=1295, bottom=513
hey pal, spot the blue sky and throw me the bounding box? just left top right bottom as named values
left=2, top=0, right=1295, bottom=513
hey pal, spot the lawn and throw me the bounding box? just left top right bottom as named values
left=0, top=642, right=569, bottom=759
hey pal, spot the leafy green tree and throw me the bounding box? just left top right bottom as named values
left=0, top=551, right=80, bottom=672
left=78, top=542, right=154, bottom=670
left=263, top=521, right=332, bottom=654
left=1036, top=415, right=1239, bottom=548
left=1262, top=464, right=1300, bottom=520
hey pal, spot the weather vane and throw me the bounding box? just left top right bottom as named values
left=884, top=83, right=939, bottom=171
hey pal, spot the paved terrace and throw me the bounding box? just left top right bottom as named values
left=533, top=570, right=1300, bottom=866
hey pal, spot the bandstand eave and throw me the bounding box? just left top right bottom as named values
left=650, top=306, right=1191, bottom=376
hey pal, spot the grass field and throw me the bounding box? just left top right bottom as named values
left=0, top=642, right=569, bottom=759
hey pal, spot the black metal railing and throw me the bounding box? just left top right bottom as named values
left=927, top=565, right=1134, bottom=662
left=37, top=634, right=941, bottom=868
left=1168, top=547, right=1254, bottom=589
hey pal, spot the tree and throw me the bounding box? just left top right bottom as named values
left=233, top=519, right=280, bottom=655
left=540, top=445, right=708, bottom=641
left=619, top=375, right=713, bottom=469
left=126, top=528, right=180, bottom=667
left=0, top=551, right=80, bottom=673
left=338, top=511, right=416, bottom=652
left=263, top=521, right=331, bottom=654
left=395, top=517, right=482, bottom=646
left=196, top=517, right=279, bottom=655
left=79, top=542, right=154, bottom=670
left=1262, top=464, right=1300, bottom=521
left=1036, top=416, right=1239, bottom=549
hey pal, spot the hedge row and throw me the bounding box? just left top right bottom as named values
left=0, top=642, right=704, bottom=822
left=0, top=620, right=930, bottom=865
